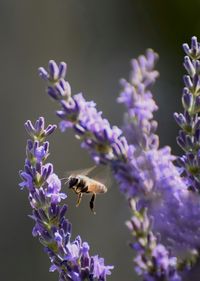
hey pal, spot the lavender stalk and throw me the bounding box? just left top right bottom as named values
left=19, top=117, right=113, bottom=281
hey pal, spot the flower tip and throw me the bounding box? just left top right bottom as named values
left=147, top=48, right=159, bottom=60
left=182, top=43, right=189, bottom=53
left=60, top=61, right=67, bottom=67
left=38, top=67, right=49, bottom=80
left=52, top=124, right=57, bottom=130
left=59, top=62, right=67, bottom=78
left=24, top=119, right=35, bottom=135
left=45, top=124, right=57, bottom=136
left=24, top=119, right=31, bottom=127
left=119, top=78, right=126, bottom=87
left=48, top=60, right=59, bottom=80
left=35, top=117, right=45, bottom=132
left=38, top=116, right=45, bottom=123
left=191, top=35, right=197, bottom=41
left=18, top=182, right=24, bottom=190
left=184, top=55, right=189, bottom=62
left=49, top=59, right=56, bottom=64
left=82, top=241, right=90, bottom=252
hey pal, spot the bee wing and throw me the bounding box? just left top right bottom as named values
left=88, top=165, right=112, bottom=189
left=63, top=165, right=97, bottom=179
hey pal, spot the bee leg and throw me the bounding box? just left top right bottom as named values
left=90, top=193, right=96, bottom=214
left=76, top=192, right=83, bottom=207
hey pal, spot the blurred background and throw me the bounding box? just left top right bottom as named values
left=1, top=0, right=200, bottom=280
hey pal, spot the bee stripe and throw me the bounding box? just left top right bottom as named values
left=77, top=179, right=86, bottom=190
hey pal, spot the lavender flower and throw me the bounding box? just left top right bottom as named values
left=126, top=199, right=183, bottom=281
left=38, top=62, right=128, bottom=166
left=118, top=49, right=159, bottom=150
left=174, top=36, right=200, bottom=192
left=19, top=117, right=113, bottom=281
left=38, top=58, right=186, bottom=201
left=38, top=37, right=200, bottom=281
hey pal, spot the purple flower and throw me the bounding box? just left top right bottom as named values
left=127, top=200, right=182, bottom=281
left=39, top=63, right=127, bottom=164
left=174, top=36, right=200, bottom=192
left=19, top=117, right=113, bottom=281
left=38, top=38, right=200, bottom=281
left=152, top=244, right=177, bottom=272
left=91, top=256, right=113, bottom=280
left=46, top=173, right=67, bottom=204
left=118, top=49, right=159, bottom=150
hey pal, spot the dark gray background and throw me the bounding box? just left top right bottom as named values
left=1, top=0, right=200, bottom=280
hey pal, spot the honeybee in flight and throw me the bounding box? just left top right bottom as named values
left=65, top=166, right=108, bottom=214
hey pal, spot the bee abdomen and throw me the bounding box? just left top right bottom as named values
left=88, top=183, right=107, bottom=193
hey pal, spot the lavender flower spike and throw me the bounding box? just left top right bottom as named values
left=126, top=199, right=183, bottom=281
left=19, top=117, right=113, bottom=281
left=118, top=49, right=159, bottom=150
left=39, top=61, right=129, bottom=166
left=174, top=36, right=200, bottom=192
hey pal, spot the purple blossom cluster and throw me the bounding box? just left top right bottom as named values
left=118, top=49, right=159, bottom=150
left=39, top=60, right=128, bottom=165
left=126, top=199, right=182, bottom=281
left=19, top=117, right=113, bottom=281
left=38, top=45, right=200, bottom=280
left=19, top=36, right=200, bottom=281
left=174, top=36, right=200, bottom=192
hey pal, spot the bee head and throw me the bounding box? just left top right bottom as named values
left=65, top=176, right=78, bottom=189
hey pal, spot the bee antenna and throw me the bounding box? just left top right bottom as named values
left=60, top=177, right=69, bottom=185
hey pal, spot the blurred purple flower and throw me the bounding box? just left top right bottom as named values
left=118, top=49, right=159, bottom=150
left=37, top=37, right=200, bottom=280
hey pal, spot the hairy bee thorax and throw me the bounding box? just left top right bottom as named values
left=68, top=176, right=89, bottom=193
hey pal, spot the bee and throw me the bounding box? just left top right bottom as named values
left=65, top=166, right=108, bottom=214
